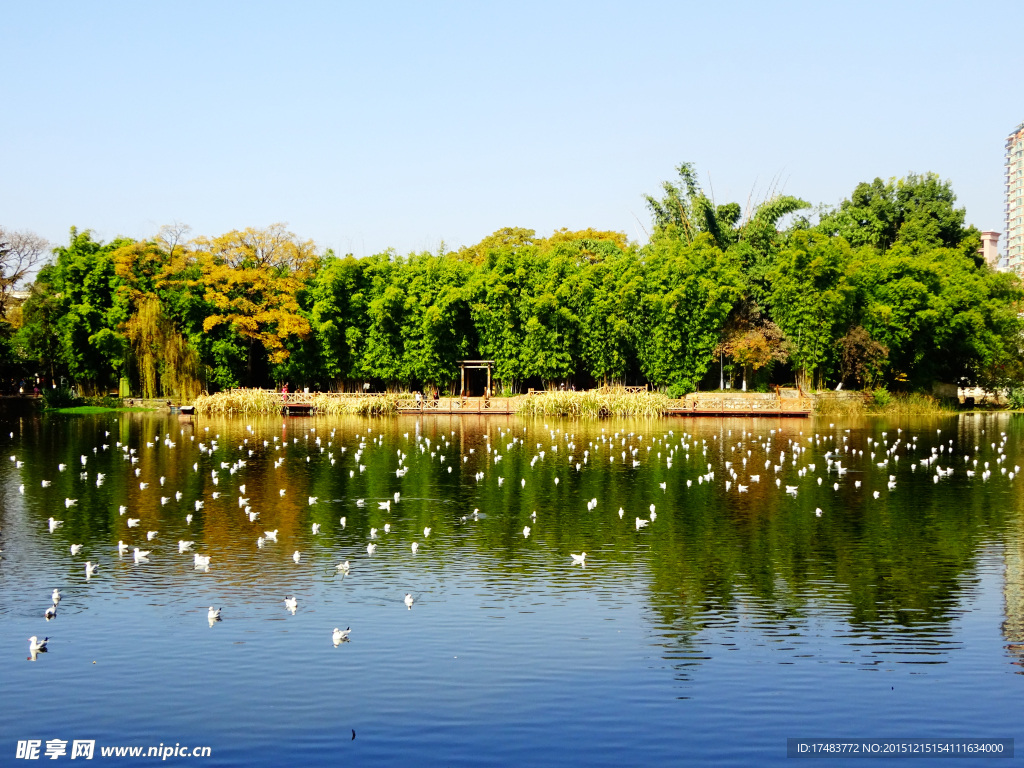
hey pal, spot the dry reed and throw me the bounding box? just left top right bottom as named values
left=515, top=389, right=672, bottom=418
left=192, top=390, right=398, bottom=416
left=192, top=389, right=280, bottom=415
left=309, top=393, right=397, bottom=416
left=814, top=391, right=956, bottom=416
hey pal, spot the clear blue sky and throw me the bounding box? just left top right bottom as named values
left=3, top=1, right=1022, bottom=255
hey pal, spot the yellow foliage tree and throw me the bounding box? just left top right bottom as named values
left=190, top=224, right=315, bottom=369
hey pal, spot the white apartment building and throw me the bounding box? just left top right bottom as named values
left=1004, top=122, right=1024, bottom=272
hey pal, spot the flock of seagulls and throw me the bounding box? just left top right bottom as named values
left=6, top=416, right=1019, bottom=660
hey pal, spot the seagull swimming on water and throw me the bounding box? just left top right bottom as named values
left=333, top=627, right=351, bottom=645
left=293, top=550, right=301, bottom=564
left=207, top=607, right=221, bottom=622
left=85, top=562, right=97, bottom=577
left=133, top=548, right=150, bottom=563
left=29, top=636, right=48, bottom=653
left=336, top=560, right=350, bottom=573
left=284, top=596, right=298, bottom=613
left=45, top=603, right=57, bottom=619
left=404, top=593, right=414, bottom=609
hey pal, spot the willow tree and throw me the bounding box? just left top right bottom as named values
left=123, top=295, right=203, bottom=399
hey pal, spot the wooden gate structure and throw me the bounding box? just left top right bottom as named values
left=460, top=360, right=494, bottom=397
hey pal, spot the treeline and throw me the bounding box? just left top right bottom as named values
left=4, top=164, right=1021, bottom=397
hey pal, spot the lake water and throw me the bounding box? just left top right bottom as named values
left=2, top=410, right=1023, bottom=765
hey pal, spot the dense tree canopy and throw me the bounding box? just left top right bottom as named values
left=4, top=166, right=1021, bottom=397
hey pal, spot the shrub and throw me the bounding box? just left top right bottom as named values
left=1009, top=387, right=1024, bottom=410
left=42, top=387, right=81, bottom=409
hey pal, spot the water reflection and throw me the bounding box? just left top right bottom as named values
left=2, top=409, right=1023, bottom=762
left=5, top=413, right=1020, bottom=655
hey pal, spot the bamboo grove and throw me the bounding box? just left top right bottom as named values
left=5, top=164, right=1022, bottom=398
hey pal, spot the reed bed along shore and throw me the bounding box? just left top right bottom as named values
left=309, top=393, right=397, bottom=416
left=192, top=390, right=396, bottom=416
left=193, top=389, right=281, bottom=415
left=515, top=390, right=672, bottom=418
left=814, top=391, right=957, bottom=417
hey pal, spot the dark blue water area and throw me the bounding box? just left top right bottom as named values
left=2, top=412, right=1023, bottom=766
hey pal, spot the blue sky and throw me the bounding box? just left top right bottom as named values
left=3, top=1, right=1022, bottom=255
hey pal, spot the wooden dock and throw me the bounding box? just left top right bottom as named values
left=394, top=396, right=517, bottom=414
left=670, top=390, right=812, bottom=417
left=274, top=394, right=519, bottom=415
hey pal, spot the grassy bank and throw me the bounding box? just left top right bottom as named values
left=814, top=391, right=957, bottom=417
left=516, top=390, right=672, bottom=418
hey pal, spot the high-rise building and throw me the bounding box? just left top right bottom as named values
left=1004, top=123, right=1024, bottom=272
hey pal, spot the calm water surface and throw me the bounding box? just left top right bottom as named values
left=2, top=411, right=1023, bottom=765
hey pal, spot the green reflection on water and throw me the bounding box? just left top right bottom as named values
left=7, top=410, right=1022, bottom=665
